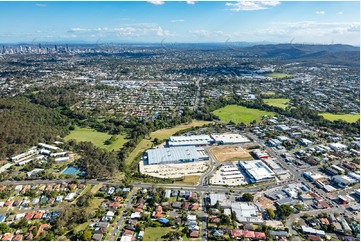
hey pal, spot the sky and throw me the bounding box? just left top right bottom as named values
left=0, top=1, right=359, bottom=45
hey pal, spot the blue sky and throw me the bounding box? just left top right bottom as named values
left=0, top=1, right=359, bottom=45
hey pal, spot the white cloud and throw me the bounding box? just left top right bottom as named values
left=35, top=3, right=47, bottom=7
left=190, top=30, right=228, bottom=38
left=336, top=11, right=343, bottom=15
left=316, top=11, right=325, bottom=15
left=147, top=1, right=164, bottom=5
left=186, top=1, right=196, bottom=4
left=225, top=1, right=280, bottom=11
left=171, top=19, right=185, bottom=23
left=258, top=21, right=360, bottom=44
left=67, top=23, right=174, bottom=39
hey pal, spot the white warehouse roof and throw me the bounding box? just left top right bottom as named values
left=145, top=146, right=199, bottom=165
left=167, top=135, right=213, bottom=147
left=239, top=160, right=276, bottom=183
left=211, top=133, right=250, bottom=144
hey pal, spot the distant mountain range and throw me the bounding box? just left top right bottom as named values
left=240, top=44, right=360, bottom=67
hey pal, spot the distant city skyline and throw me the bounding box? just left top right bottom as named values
left=0, top=1, right=359, bottom=45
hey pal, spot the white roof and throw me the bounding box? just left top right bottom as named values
left=211, top=133, right=250, bottom=144
left=329, top=143, right=348, bottom=149
left=38, top=143, right=58, bottom=150
left=187, top=214, right=197, bottom=221
left=131, top=212, right=141, bottom=219
left=65, top=193, right=77, bottom=200
left=146, top=146, right=199, bottom=165
left=239, top=160, right=275, bottom=181
left=120, top=235, right=133, bottom=242
left=168, top=135, right=212, bottom=146
left=231, top=202, right=263, bottom=224
left=55, top=157, right=69, bottom=162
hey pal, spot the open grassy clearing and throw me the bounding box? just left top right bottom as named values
left=64, top=126, right=128, bottom=151
left=90, top=184, right=103, bottom=194
left=179, top=175, right=200, bottom=185
left=212, top=105, right=275, bottom=124
left=263, top=98, right=290, bottom=109
left=143, top=227, right=172, bottom=241
left=320, top=113, right=360, bottom=123
left=265, top=72, right=293, bottom=79
left=125, top=120, right=212, bottom=166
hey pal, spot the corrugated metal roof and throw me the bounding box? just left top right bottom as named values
left=146, top=146, right=199, bottom=165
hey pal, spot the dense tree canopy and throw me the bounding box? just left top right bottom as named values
left=69, top=140, right=122, bottom=178
left=0, top=97, right=70, bottom=159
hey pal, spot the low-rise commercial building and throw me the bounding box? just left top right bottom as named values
left=238, top=160, right=276, bottom=183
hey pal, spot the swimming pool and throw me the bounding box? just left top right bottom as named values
left=61, top=166, right=80, bottom=175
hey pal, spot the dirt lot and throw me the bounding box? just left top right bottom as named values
left=210, top=145, right=253, bottom=162
left=255, top=195, right=276, bottom=210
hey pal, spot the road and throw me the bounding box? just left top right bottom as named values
left=198, top=146, right=219, bottom=187
left=110, top=187, right=138, bottom=241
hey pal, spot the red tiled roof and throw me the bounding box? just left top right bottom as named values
left=1, top=233, right=13, bottom=241
left=189, top=231, right=199, bottom=238
left=134, top=207, right=143, bottom=213
left=5, top=200, right=13, bottom=206
left=231, top=229, right=243, bottom=238
left=210, top=217, right=221, bottom=223
left=11, top=234, right=23, bottom=241
left=191, top=203, right=199, bottom=210
left=35, top=224, right=50, bottom=238
left=255, top=232, right=266, bottom=239
left=154, top=211, right=162, bottom=218
left=308, top=234, right=322, bottom=241
left=320, top=218, right=330, bottom=225
left=24, top=213, right=34, bottom=220
left=243, top=230, right=255, bottom=238
left=123, top=230, right=133, bottom=236
left=33, top=212, right=44, bottom=219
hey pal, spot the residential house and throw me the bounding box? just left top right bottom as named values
left=92, top=234, right=103, bottom=241
left=11, top=234, right=23, bottom=241
left=24, top=213, right=34, bottom=220
left=33, top=211, right=44, bottom=220
left=172, top=201, right=182, bottom=209
left=1, top=233, right=13, bottom=241
left=189, top=231, right=199, bottom=238
left=231, top=229, right=244, bottom=239
left=243, top=230, right=255, bottom=239
left=255, top=232, right=266, bottom=240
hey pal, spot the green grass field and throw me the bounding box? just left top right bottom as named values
left=265, top=72, right=293, bottom=79
left=263, top=98, right=290, bottom=109
left=125, top=120, right=212, bottom=166
left=212, top=105, right=275, bottom=124
left=320, top=113, right=360, bottom=123
left=143, top=227, right=172, bottom=241
left=64, top=126, right=128, bottom=151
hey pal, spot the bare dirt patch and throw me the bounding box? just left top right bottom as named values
left=210, top=146, right=253, bottom=162
left=255, top=195, right=276, bottom=210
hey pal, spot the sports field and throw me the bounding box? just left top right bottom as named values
left=319, top=113, right=360, bottom=123
left=210, top=146, right=253, bottom=162
left=263, top=98, right=290, bottom=109
left=265, top=72, right=293, bottom=79
left=212, top=105, right=275, bottom=124
left=126, top=120, right=212, bottom=166
left=64, top=126, right=128, bottom=151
